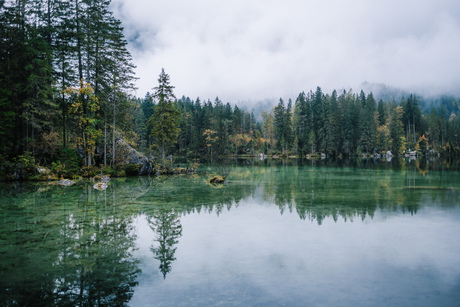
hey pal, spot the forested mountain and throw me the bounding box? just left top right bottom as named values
left=1, top=1, right=460, bottom=178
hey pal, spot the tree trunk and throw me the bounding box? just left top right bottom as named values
left=162, top=142, right=165, bottom=168
left=235, top=131, right=238, bottom=156
left=83, top=130, right=87, bottom=166
left=112, top=97, right=116, bottom=166
left=62, top=90, right=66, bottom=148
left=104, top=114, right=107, bottom=166
left=75, top=0, right=83, bottom=83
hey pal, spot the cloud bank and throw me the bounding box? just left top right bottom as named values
left=111, top=0, right=460, bottom=102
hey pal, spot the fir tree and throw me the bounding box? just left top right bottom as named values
left=147, top=69, right=181, bottom=167
left=389, top=105, right=405, bottom=155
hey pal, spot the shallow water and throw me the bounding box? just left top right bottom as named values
left=1, top=160, right=460, bottom=306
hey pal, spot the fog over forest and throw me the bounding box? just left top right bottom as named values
left=111, top=0, right=460, bottom=103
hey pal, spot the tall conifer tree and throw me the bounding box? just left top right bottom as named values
left=147, top=69, right=181, bottom=167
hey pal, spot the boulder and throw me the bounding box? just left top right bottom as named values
left=37, top=167, right=50, bottom=175
left=116, top=139, right=155, bottom=175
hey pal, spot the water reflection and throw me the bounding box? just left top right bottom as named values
left=148, top=209, right=182, bottom=279
left=0, top=182, right=143, bottom=306
left=0, top=160, right=459, bottom=305
left=164, top=162, right=458, bottom=225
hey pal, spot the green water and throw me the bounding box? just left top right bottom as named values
left=1, top=160, right=460, bottom=306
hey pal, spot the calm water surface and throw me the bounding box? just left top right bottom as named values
left=1, top=160, right=460, bottom=306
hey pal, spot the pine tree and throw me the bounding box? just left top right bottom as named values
left=284, top=99, right=293, bottom=154
left=389, top=105, right=405, bottom=155
left=312, top=87, right=323, bottom=152
left=341, top=90, right=358, bottom=155
left=293, top=92, right=309, bottom=155
left=328, top=90, right=343, bottom=156
left=147, top=69, right=181, bottom=167
left=359, top=92, right=377, bottom=154
left=232, top=105, right=242, bottom=155
left=274, top=98, right=286, bottom=153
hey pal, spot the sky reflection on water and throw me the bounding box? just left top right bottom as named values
left=131, top=195, right=460, bottom=306
left=1, top=163, right=460, bottom=306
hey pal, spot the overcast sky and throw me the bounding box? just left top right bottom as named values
left=111, top=0, right=460, bottom=103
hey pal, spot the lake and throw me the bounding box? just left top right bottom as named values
left=1, top=158, right=460, bottom=306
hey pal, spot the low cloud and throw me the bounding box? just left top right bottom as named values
left=112, top=0, right=460, bottom=102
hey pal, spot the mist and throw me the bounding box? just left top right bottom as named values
left=111, top=0, right=460, bottom=104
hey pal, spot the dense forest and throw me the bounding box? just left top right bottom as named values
left=1, top=0, right=460, bottom=178
left=167, top=89, right=460, bottom=158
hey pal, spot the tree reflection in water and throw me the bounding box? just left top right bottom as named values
left=1, top=159, right=459, bottom=305
left=0, top=181, right=142, bottom=306
left=148, top=209, right=182, bottom=279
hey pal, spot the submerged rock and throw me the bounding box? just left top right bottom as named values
left=209, top=176, right=225, bottom=184
left=93, top=182, right=108, bottom=191
left=57, top=179, right=76, bottom=186
left=175, top=167, right=187, bottom=174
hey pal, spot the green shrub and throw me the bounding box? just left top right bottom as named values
left=81, top=166, right=99, bottom=177
left=57, top=148, right=82, bottom=176
left=51, top=161, right=66, bottom=177
left=100, top=165, right=126, bottom=177
left=14, top=152, right=36, bottom=174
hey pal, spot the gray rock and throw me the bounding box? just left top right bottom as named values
left=93, top=182, right=108, bottom=190
left=13, top=169, right=26, bottom=180
left=37, top=167, right=50, bottom=175
left=116, top=139, right=155, bottom=175
left=57, top=179, right=75, bottom=186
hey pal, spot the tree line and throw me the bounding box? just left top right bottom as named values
left=134, top=87, right=460, bottom=159
left=1, top=1, right=460, bottom=174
